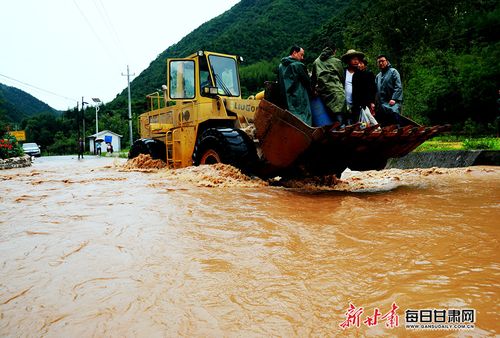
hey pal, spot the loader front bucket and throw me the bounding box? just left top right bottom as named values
left=254, top=100, right=313, bottom=168
left=254, top=99, right=449, bottom=177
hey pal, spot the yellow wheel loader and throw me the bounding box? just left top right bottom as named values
left=129, top=51, right=447, bottom=178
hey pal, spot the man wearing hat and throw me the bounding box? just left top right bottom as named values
left=341, top=49, right=365, bottom=124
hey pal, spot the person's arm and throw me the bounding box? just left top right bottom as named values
left=368, top=72, right=377, bottom=114
left=368, top=72, right=377, bottom=102
left=298, top=63, right=313, bottom=97
left=310, top=64, right=317, bottom=91
left=391, top=69, right=403, bottom=102
left=351, top=71, right=359, bottom=107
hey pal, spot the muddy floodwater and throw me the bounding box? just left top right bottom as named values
left=0, top=156, right=499, bottom=337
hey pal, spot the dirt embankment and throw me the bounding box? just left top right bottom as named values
left=122, top=154, right=167, bottom=170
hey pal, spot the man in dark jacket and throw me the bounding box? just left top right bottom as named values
left=375, top=55, right=403, bottom=125
left=278, top=46, right=312, bottom=125
left=77, top=138, right=84, bottom=160
left=352, top=58, right=377, bottom=117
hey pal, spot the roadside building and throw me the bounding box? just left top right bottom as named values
left=88, top=130, right=122, bottom=154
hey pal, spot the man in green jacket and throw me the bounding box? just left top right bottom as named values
left=278, top=46, right=312, bottom=125
left=311, top=44, right=346, bottom=124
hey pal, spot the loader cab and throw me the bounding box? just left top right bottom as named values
left=168, top=59, right=196, bottom=100
left=166, top=51, right=242, bottom=101
left=205, top=53, right=240, bottom=97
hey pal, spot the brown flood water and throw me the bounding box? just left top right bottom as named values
left=0, top=155, right=499, bottom=337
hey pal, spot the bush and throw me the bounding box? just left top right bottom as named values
left=393, top=43, right=500, bottom=131
left=46, top=132, right=77, bottom=155
left=0, top=133, right=24, bottom=159
left=462, top=138, right=500, bottom=150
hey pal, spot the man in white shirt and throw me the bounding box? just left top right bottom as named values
left=342, top=49, right=365, bottom=125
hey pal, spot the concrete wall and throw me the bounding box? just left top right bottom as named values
left=387, top=150, right=500, bottom=169
left=0, top=155, right=32, bottom=170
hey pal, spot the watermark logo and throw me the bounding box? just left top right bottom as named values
left=339, top=303, right=475, bottom=331
left=339, top=303, right=399, bottom=329
left=405, top=309, right=475, bottom=330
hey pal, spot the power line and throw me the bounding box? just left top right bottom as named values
left=72, top=0, right=120, bottom=64
left=72, top=0, right=105, bottom=47
left=92, top=0, right=119, bottom=49
left=95, top=0, right=128, bottom=61
left=0, top=72, right=78, bottom=103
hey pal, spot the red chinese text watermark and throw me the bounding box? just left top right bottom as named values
left=340, top=302, right=400, bottom=329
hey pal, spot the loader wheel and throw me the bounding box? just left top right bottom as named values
left=192, top=128, right=257, bottom=172
left=128, top=138, right=166, bottom=161
left=200, top=149, right=221, bottom=164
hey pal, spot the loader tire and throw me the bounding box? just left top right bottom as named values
left=192, top=128, right=257, bottom=172
left=128, top=138, right=166, bottom=161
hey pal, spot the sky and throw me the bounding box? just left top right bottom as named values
left=0, top=0, right=240, bottom=111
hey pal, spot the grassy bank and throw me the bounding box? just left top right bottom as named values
left=414, top=136, right=500, bottom=152
left=118, top=148, right=130, bottom=158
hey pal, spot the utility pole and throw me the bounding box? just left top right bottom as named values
left=81, top=97, right=88, bottom=150
left=122, top=65, right=135, bottom=146
left=92, top=98, right=102, bottom=134
left=77, top=101, right=80, bottom=140
left=95, top=105, right=99, bottom=134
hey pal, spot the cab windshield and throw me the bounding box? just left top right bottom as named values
left=208, top=55, right=240, bottom=97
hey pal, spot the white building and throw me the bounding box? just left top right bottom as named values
left=88, top=130, right=122, bottom=154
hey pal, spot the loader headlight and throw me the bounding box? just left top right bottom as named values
left=202, top=86, right=219, bottom=96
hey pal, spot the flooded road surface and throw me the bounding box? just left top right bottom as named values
left=1, top=155, right=499, bottom=337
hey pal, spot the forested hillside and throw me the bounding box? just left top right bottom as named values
left=0, top=83, right=57, bottom=124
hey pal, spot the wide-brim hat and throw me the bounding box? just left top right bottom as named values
left=341, top=49, right=365, bottom=63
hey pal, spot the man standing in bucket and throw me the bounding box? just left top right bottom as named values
left=341, top=49, right=365, bottom=124
left=311, top=42, right=346, bottom=125
left=278, top=46, right=312, bottom=125
left=375, top=55, right=403, bottom=125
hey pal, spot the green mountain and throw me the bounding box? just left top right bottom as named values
left=0, top=83, right=57, bottom=124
